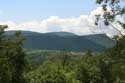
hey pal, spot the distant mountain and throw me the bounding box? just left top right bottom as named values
left=43, top=32, right=77, bottom=37
left=5, top=31, right=42, bottom=36
left=84, top=34, right=114, bottom=48
left=5, top=31, right=115, bottom=52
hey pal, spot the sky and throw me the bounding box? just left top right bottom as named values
left=0, top=0, right=124, bottom=37
left=0, top=0, right=98, bottom=22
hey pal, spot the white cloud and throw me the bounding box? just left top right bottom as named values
left=0, top=6, right=124, bottom=37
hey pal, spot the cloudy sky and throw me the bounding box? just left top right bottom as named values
left=0, top=0, right=124, bottom=37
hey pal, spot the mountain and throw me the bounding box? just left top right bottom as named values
left=5, top=31, right=115, bottom=52
left=43, top=32, right=77, bottom=37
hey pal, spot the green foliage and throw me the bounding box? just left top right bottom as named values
left=24, top=36, right=125, bottom=83
left=0, top=25, right=27, bottom=83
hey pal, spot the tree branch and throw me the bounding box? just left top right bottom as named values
left=110, top=23, right=123, bottom=37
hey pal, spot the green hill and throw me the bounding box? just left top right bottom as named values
left=6, top=31, right=114, bottom=52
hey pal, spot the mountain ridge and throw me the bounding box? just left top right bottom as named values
left=5, top=31, right=114, bottom=52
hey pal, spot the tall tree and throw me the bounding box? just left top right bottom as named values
left=95, top=1, right=125, bottom=82
left=0, top=25, right=27, bottom=83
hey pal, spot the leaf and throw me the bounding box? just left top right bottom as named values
left=96, top=0, right=103, bottom=4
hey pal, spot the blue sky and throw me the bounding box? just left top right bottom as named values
left=0, top=0, right=98, bottom=23
left=0, top=0, right=124, bottom=37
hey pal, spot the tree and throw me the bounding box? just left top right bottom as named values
left=95, top=1, right=125, bottom=81
left=96, top=0, right=125, bottom=37
left=0, top=25, right=11, bottom=83
left=0, top=25, right=27, bottom=83
left=85, top=49, right=93, bottom=57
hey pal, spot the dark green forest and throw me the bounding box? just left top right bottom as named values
left=0, top=0, right=125, bottom=83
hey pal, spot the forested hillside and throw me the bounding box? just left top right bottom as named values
left=25, top=37, right=125, bottom=83
left=6, top=31, right=114, bottom=52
